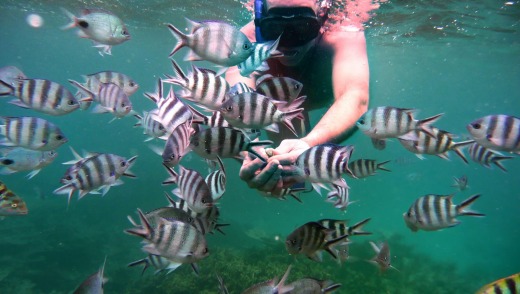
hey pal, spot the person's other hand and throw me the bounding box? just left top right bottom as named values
left=266, top=139, right=310, bottom=188
left=239, top=149, right=284, bottom=194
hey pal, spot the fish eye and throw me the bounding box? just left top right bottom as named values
left=169, top=154, right=176, bottom=159
left=56, top=135, right=63, bottom=141
left=226, top=106, right=233, bottom=111
left=158, top=125, right=165, bottom=131
left=358, top=119, right=365, bottom=125
left=291, top=239, right=297, bottom=245
left=243, top=43, right=250, bottom=50
left=129, top=81, right=135, bottom=87
left=65, top=175, right=72, bottom=180
left=203, top=247, right=209, bottom=254
left=11, top=203, right=17, bottom=208
left=202, top=199, right=207, bottom=204
left=472, top=123, right=481, bottom=129
left=122, top=29, right=128, bottom=35
left=237, top=64, right=242, bottom=69
left=294, top=84, right=300, bottom=90
left=68, top=100, right=75, bottom=105
left=121, top=161, right=127, bottom=167
left=121, top=103, right=126, bottom=107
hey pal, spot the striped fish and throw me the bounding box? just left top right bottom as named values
left=218, top=92, right=305, bottom=135
left=255, top=75, right=303, bottom=103
left=325, top=180, right=354, bottom=211
left=70, top=79, right=132, bottom=118
left=0, top=147, right=57, bottom=179
left=54, top=150, right=137, bottom=204
left=238, top=37, right=282, bottom=77
left=0, top=78, right=89, bottom=115
left=189, top=127, right=272, bottom=162
left=452, top=175, right=468, bottom=191
left=125, top=209, right=209, bottom=264
left=318, top=218, right=372, bottom=239
left=347, top=159, right=391, bottom=179
left=0, top=180, right=28, bottom=216
left=72, top=257, right=107, bottom=294
left=162, top=165, right=213, bottom=213
left=134, top=111, right=167, bottom=142
left=293, top=144, right=355, bottom=194
left=128, top=254, right=181, bottom=276
left=0, top=116, right=68, bottom=151
left=403, top=194, right=484, bottom=232
left=263, top=184, right=312, bottom=203
left=228, top=82, right=253, bottom=98
left=285, top=222, right=349, bottom=262
left=468, top=142, right=513, bottom=172
left=205, top=156, right=226, bottom=201
left=242, top=265, right=293, bottom=294
left=145, top=79, right=194, bottom=135
left=467, top=114, right=520, bottom=153
left=398, top=128, right=474, bottom=163
left=162, top=121, right=195, bottom=167
left=288, top=278, right=342, bottom=294
left=167, top=196, right=227, bottom=235
left=476, top=272, right=520, bottom=294
left=78, top=71, right=138, bottom=110
left=356, top=106, right=443, bottom=139
left=369, top=241, right=395, bottom=272
left=167, top=20, right=254, bottom=66
left=165, top=60, right=229, bottom=111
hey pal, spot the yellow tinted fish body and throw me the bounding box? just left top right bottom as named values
left=476, top=272, right=520, bottom=294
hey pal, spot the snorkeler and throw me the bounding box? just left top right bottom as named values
left=225, top=0, right=370, bottom=194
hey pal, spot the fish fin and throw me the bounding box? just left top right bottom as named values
left=172, top=187, right=183, bottom=199
left=142, top=243, right=161, bottom=256
left=53, top=184, right=75, bottom=206
left=418, top=113, right=443, bottom=137
left=165, top=59, right=188, bottom=87
left=0, top=138, right=16, bottom=147
left=162, top=163, right=178, bottom=185
left=348, top=218, right=372, bottom=236
left=256, top=61, right=270, bottom=72
left=491, top=156, right=513, bottom=172
left=398, top=132, right=418, bottom=141
left=0, top=167, right=15, bottom=174
left=91, top=104, right=111, bottom=114
left=190, top=263, right=200, bottom=276
left=184, top=50, right=203, bottom=62
left=457, top=194, right=485, bottom=217
left=265, top=123, right=280, bottom=133
left=127, top=258, right=151, bottom=276
left=308, top=252, right=323, bottom=262
left=60, top=8, right=78, bottom=30
left=369, top=241, right=380, bottom=254
left=436, top=152, right=451, bottom=161
left=26, top=169, right=41, bottom=179
left=323, top=283, right=342, bottom=293
left=275, top=265, right=293, bottom=293
left=376, top=160, right=391, bottom=172
left=125, top=208, right=153, bottom=239
left=8, top=99, right=30, bottom=108
left=68, top=79, right=95, bottom=101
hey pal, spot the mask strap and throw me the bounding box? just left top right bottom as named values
left=254, top=0, right=266, bottom=42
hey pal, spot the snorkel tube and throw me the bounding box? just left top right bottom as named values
left=254, top=0, right=266, bottom=43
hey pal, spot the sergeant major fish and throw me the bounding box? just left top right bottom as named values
left=238, top=37, right=282, bottom=77
left=346, top=159, right=391, bottom=179
left=205, top=156, right=226, bottom=202
left=467, top=114, right=520, bottom=153
left=70, top=79, right=132, bottom=119
left=476, top=272, right=520, bottom=294
left=134, top=111, right=167, bottom=142
left=78, top=71, right=139, bottom=109
left=468, top=142, right=513, bottom=172
left=403, top=194, right=484, bottom=232
left=167, top=19, right=254, bottom=66
left=325, top=179, right=354, bottom=211
left=0, top=147, right=57, bottom=179
left=255, top=74, right=303, bottom=103
left=0, top=180, right=28, bottom=216
left=62, top=8, right=130, bottom=56
left=160, top=121, right=194, bottom=167
left=0, top=116, right=68, bottom=151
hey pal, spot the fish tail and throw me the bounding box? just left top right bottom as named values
left=127, top=257, right=151, bottom=276
left=348, top=218, right=372, bottom=236
left=418, top=113, right=443, bottom=137
left=325, top=233, right=350, bottom=259
left=457, top=194, right=485, bottom=217
left=340, top=145, right=356, bottom=177
left=376, top=160, right=391, bottom=172
left=492, top=156, right=513, bottom=173
left=53, top=184, right=76, bottom=206
left=167, top=23, right=188, bottom=57
left=161, top=163, right=178, bottom=185
left=60, top=8, right=78, bottom=30
left=282, top=108, right=304, bottom=136
left=323, top=283, right=342, bottom=293
left=0, top=80, right=14, bottom=96
left=276, top=265, right=294, bottom=293
left=68, top=79, right=95, bottom=101
left=165, top=60, right=189, bottom=87
left=451, top=140, right=474, bottom=164
left=124, top=209, right=153, bottom=239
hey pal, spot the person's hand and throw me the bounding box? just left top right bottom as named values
left=265, top=139, right=310, bottom=188
left=238, top=148, right=284, bottom=194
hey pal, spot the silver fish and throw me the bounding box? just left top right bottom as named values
left=242, top=265, right=293, bottom=294
left=398, top=128, right=474, bottom=163
left=0, top=116, right=68, bottom=151
left=356, top=106, right=442, bottom=139
left=134, top=111, right=167, bottom=142
left=0, top=66, right=26, bottom=93
left=0, top=180, right=28, bottom=216
left=0, top=147, right=57, bottom=179
left=369, top=241, right=395, bottom=272
left=468, top=142, right=513, bottom=172
left=165, top=60, right=229, bottom=111
left=189, top=127, right=272, bottom=162
left=325, top=180, right=353, bottom=211
left=167, top=19, right=254, bottom=66
left=79, top=71, right=139, bottom=110
left=255, top=74, right=303, bottom=103
left=73, top=257, right=107, bottom=294
left=228, top=82, right=254, bottom=98
left=162, top=121, right=194, bottom=167
left=403, top=194, right=484, bottom=232
left=162, top=165, right=213, bottom=213
left=219, top=92, right=305, bottom=135
left=125, top=209, right=209, bottom=264
left=167, top=196, right=227, bottom=235
left=467, top=114, right=520, bottom=153
left=145, top=79, right=194, bottom=135
left=0, top=78, right=90, bottom=116
left=70, top=79, right=132, bottom=118
left=285, top=222, right=348, bottom=262
left=287, top=278, right=341, bottom=294
left=128, top=254, right=182, bottom=276
left=205, top=156, right=226, bottom=202
left=451, top=175, right=468, bottom=191
left=62, top=8, right=130, bottom=56
left=347, top=159, right=391, bottom=178
left=292, top=144, right=355, bottom=194
left=238, top=37, right=282, bottom=77
left=54, top=149, right=137, bottom=204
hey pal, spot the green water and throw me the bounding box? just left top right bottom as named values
left=0, top=1, right=519, bottom=293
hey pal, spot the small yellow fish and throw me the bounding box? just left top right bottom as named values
left=476, top=272, right=520, bottom=294
left=0, top=180, right=28, bottom=216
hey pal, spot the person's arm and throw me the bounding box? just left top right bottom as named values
left=302, top=29, right=370, bottom=147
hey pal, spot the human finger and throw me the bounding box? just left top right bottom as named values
left=246, top=160, right=280, bottom=189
